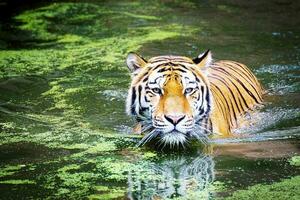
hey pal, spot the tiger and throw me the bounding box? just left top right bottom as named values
left=126, top=50, right=263, bottom=146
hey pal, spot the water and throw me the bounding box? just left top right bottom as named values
left=0, top=0, right=299, bottom=199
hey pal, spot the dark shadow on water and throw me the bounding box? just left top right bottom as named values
left=0, top=0, right=52, bottom=21
left=0, top=0, right=55, bottom=49
left=0, top=75, right=50, bottom=113
left=0, top=142, right=74, bottom=165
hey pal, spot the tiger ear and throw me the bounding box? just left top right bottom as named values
left=193, top=50, right=212, bottom=68
left=126, top=52, right=147, bottom=73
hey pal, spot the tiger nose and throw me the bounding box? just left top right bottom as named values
left=164, top=115, right=185, bottom=125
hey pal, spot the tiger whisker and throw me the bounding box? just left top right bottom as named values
left=137, top=131, right=153, bottom=147
left=137, top=129, right=159, bottom=147
left=194, top=123, right=213, bottom=135
left=157, top=137, right=168, bottom=150
left=196, top=122, right=223, bottom=136
left=191, top=132, right=208, bottom=144
left=141, top=124, right=153, bottom=132
left=144, top=130, right=159, bottom=144
left=191, top=124, right=211, bottom=144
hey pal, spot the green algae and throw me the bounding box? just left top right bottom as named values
left=39, top=150, right=164, bottom=198
left=0, top=2, right=195, bottom=130
left=49, top=163, right=99, bottom=197
left=118, top=11, right=159, bottom=20
left=142, top=151, right=157, bottom=159
left=0, top=1, right=196, bottom=128
left=1, top=1, right=300, bottom=199
left=211, top=181, right=227, bottom=192
left=0, top=165, right=25, bottom=178
left=95, top=158, right=132, bottom=182
left=0, top=49, right=66, bottom=78
left=0, top=122, right=27, bottom=133
left=0, top=179, right=35, bottom=184
left=223, top=176, right=300, bottom=200
left=289, top=156, right=300, bottom=167
left=69, top=141, right=118, bottom=158
left=88, top=187, right=125, bottom=200
left=85, top=142, right=117, bottom=154
left=1, top=2, right=195, bottom=74
left=0, top=5, right=199, bottom=167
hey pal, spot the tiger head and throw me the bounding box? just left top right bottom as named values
left=126, top=50, right=213, bottom=146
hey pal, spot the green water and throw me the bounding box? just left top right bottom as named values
left=0, top=0, right=299, bottom=199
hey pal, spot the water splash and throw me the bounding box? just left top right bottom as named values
left=255, top=64, right=300, bottom=95
left=210, top=126, right=300, bottom=144
left=235, top=108, right=300, bottom=134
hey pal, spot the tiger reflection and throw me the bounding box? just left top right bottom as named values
left=127, top=153, right=214, bottom=200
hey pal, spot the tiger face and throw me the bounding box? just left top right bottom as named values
left=126, top=50, right=213, bottom=146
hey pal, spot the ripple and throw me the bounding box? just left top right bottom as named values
left=256, top=64, right=299, bottom=73
left=255, top=64, right=300, bottom=95
left=234, top=107, right=300, bottom=134
left=210, top=126, right=300, bottom=144
left=98, top=89, right=127, bottom=100
left=114, top=125, right=134, bottom=134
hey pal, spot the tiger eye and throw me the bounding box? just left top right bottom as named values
left=185, top=88, right=194, bottom=94
left=152, top=88, right=161, bottom=94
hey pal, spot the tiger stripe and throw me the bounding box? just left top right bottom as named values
left=126, top=51, right=263, bottom=145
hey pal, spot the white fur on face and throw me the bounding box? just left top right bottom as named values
left=160, top=131, right=187, bottom=147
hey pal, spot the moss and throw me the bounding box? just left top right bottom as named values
left=223, top=176, right=300, bottom=200
left=289, top=156, right=300, bottom=167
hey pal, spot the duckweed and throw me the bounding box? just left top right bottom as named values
left=289, top=156, right=300, bottom=167
left=0, top=165, right=25, bottom=178
left=0, top=179, right=35, bottom=184
left=88, top=187, right=125, bottom=200
left=223, top=176, right=300, bottom=200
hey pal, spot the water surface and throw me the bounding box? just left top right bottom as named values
left=0, top=0, right=299, bottom=199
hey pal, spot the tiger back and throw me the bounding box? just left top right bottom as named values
left=207, top=60, right=263, bottom=135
